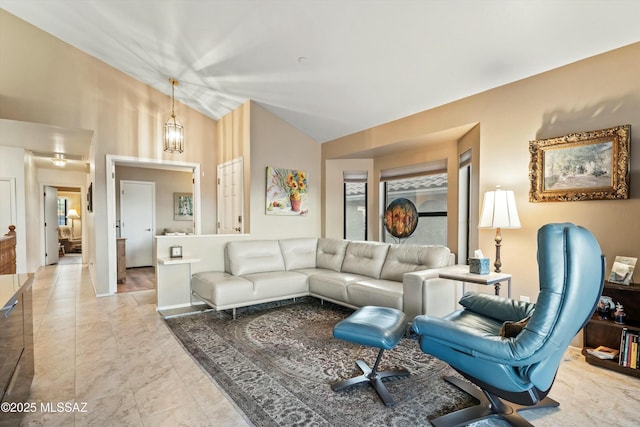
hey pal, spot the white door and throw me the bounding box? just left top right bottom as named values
left=217, top=157, right=244, bottom=234
left=120, top=180, right=155, bottom=267
left=44, top=186, right=59, bottom=265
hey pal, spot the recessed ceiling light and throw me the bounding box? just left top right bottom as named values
left=51, top=153, right=67, bottom=167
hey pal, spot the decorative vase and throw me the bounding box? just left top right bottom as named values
left=290, top=197, right=301, bottom=212
left=614, top=303, right=627, bottom=324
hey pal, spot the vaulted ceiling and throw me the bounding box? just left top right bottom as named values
left=3, top=1, right=640, bottom=143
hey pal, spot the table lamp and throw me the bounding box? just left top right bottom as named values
left=67, top=209, right=81, bottom=238
left=478, top=186, right=521, bottom=273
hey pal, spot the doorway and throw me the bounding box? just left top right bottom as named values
left=105, top=155, right=201, bottom=295
left=44, top=186, right=84, bottom=265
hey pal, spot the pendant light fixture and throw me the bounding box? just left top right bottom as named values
left=164, top=78, right=184, bottom=153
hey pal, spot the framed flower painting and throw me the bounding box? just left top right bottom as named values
left=266, top=166, right=308, bottom=216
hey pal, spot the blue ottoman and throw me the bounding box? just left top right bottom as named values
left=331, top=306, right=409, bottom=406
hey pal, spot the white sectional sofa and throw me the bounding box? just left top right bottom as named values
left=191, top=237, right=457, bottom=320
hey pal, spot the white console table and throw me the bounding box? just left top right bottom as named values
left=156, top=256, right=201, bottom=310
left=438, top=265, right=512, bottom=298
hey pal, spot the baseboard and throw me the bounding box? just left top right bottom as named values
left=160, top=302, right=212, bottom=319
left=158, top=301, right=206, bottom=311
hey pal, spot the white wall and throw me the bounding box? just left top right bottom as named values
left=0, top=146, right=27, bottom=272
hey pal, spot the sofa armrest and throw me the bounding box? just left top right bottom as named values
left=402, top=269, right=441, bottom=320
left=403, top=268, right=463, bottom=320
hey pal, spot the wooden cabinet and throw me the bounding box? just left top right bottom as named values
left=582, top=281, right=640, bottom=378
left=117, top=238, right=126, bottom=283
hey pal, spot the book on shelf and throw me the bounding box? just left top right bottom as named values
left=586, top=345, right=619, bottom=360
left=619, top=328, right=640, bottom=368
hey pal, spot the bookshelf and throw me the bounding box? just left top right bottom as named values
left=582, top=281, right=640, bottom=378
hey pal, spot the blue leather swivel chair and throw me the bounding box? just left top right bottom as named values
left=412, top=223, right=604, bottom=427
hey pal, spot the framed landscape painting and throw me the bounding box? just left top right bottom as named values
left=529, top=124, right=630, bottom=202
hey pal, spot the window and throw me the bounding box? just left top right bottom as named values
left=57, top=198, right=68, bottom=226
left=344, top=171, right=367, bottom=240
left=344, top=182, right=367, bottom=240
left=458, top=149, right=472, bottom=264
left=382, top=170, right=448, bottom=246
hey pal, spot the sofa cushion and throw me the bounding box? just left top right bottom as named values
left=292, top=267, right=337, bottom=277
left=279, top=238, right=318, bottom=270
left=341, top=241, right=390, bottom=279
left=308, top=271, right=367, bottom=304
left=226, top=240, right=285, bottom=276
left=191, top=272, right=254, bottom=306
left=380, top=244, right=452, bottom=281
left=242, top=271, right=309, bottom=300
left=316, top=238, right=349, bottom=272
left=347, top=279, right=404, bottom=310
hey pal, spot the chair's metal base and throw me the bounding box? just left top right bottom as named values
left=432, top=376, right=559, bottom=427
left=331, top=349, right=409, bottom=406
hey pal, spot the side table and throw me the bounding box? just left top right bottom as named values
left=438, top=265, right=512, bottom=298
left=157, top=256, right=201, bottom=310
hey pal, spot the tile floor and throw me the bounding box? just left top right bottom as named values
left=117, top=267, right=156, bottom=293
left=21, top=261, right=248, bottom=426
left=18, top=261, right=640, bottom=426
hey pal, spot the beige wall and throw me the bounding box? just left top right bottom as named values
left=249, top=102, right=321, bottom=238
left=215, top=101, right=322, bottom=237
left=1, top=11, right=323, bottom=293
left=323, top=42, right=640, bottom=304
left=0, top=10, right=217, bottom=294
left=4, top=6, right=640, bottom=308
left=217, top=101, right=251, bottom=232
left=115, top=166, right=194, bottom=235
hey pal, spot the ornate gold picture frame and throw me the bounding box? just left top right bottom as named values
left=529, top=124, right=630, bottom=202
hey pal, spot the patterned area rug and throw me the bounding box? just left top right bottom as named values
left=164, top=297, right=475, bottom=426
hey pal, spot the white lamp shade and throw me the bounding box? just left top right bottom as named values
left=67, top=209, right=80, bottom=219
left=479, top=188, right=521, bottom=229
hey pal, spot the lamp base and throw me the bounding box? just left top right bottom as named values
left=494, top=227, right=502, bottom=273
